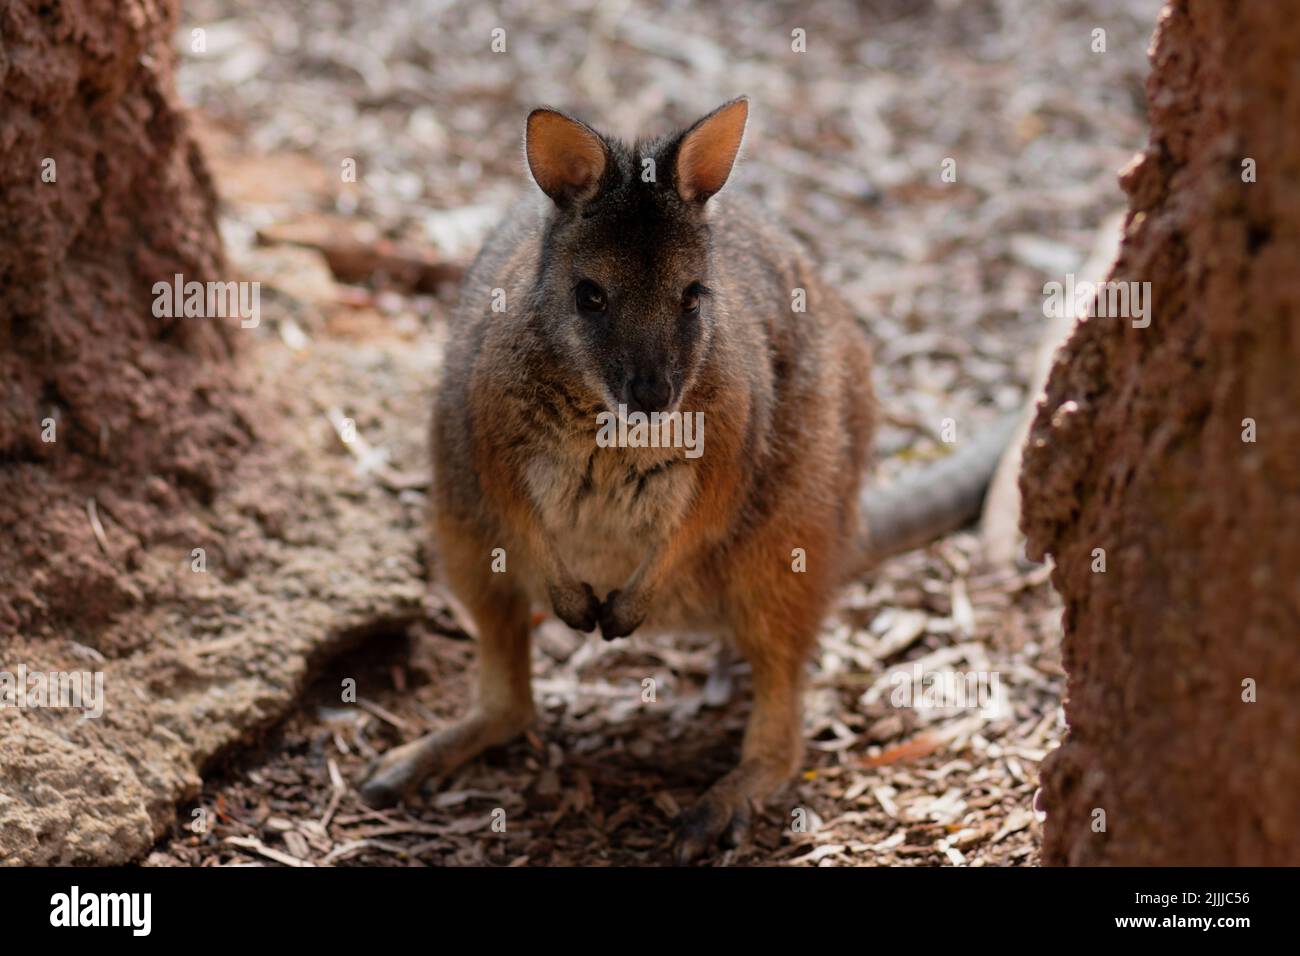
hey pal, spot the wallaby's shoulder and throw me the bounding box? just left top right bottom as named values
left=709, top=190, right=867, bottom=371
left=455, top=196, right=546, bottom=323
left=710, top=191, right=810, bottom=263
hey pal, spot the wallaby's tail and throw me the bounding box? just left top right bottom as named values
left=858, top=411, right=1024, bottom=567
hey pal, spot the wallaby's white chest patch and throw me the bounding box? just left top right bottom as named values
left=525, top=444, right=695, bottom=595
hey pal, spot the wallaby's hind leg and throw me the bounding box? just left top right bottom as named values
left=359, top=541, right=534, bottom=809
left=672, top=613, right=811, bottom=864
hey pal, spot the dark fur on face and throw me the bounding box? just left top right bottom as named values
left=525, top=104, right=747, bottom=416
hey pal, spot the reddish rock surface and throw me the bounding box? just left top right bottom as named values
left=0, top=0, right=252, bottom=637
left=1022, top=0, right=1300, bottom=865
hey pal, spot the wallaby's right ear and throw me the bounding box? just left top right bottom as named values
left=525, top=109, right=608, bottom=206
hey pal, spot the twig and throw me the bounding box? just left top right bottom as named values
left=355, top=696, right=415, bottom=732
left=85, top=498, right=112, bottom=559
left=320, top=758, right=347, bottom=830
left=225, top=836, right=314, bottom=867
left=324, top=405, right=429, bottom=492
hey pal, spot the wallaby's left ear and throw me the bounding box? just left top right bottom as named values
left=674, top=96, right=749, bottom=203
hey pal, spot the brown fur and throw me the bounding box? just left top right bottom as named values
left=360, top=98, right=876, bottom=863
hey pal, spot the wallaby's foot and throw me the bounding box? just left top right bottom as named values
left=672, top=773, right=756, bottom=864
left=671, top=682, right=801, bottom=865
left=358, top=709, right=529, bottom=809
left=358, top=738, right=433, bottom=809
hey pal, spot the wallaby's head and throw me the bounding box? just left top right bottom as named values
left=523, top=98, right=749, bottom=416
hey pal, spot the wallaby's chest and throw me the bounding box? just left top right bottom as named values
left=524, top=445, right=695, bottom=595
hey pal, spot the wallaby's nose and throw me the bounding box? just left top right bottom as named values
left=627, top=375, right=673, bottom=414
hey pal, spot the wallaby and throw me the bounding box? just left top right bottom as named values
left=359, top=97, right=1017, bottom=863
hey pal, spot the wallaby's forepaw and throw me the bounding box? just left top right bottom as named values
left=598, top=588, right=646, bottom=641
left=549, top=580, right=601, bottom=632
left=672, top=787, right=753, bottom=864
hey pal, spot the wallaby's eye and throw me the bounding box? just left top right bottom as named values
left=575, top=280, right=607, bottom=316
left=681, top=282, right=707, bottom=316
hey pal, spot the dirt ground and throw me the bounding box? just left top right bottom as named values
left=22, top=0, right=1163, bottom=866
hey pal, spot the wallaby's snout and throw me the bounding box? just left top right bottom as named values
left=584, top=292, right=697, bottom=415
left=612, top=304, right=697, bottom=414
left=578, top=275, right=699, bottom=415
left=625, top=367, right=674, bottom=415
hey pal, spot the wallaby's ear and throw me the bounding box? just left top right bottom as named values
left=525, top=108, right=608, bottom=206
left=674, top=97, right=749, bottom=203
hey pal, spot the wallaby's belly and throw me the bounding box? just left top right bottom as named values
left=547, top=503, right=641, bottom=596
left=523, top=446, right=698, bottom=613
